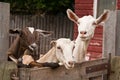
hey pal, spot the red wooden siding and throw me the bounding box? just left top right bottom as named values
left=117, top=0, right=120, bottom=9
left=74, top=0, right=103, bottom=60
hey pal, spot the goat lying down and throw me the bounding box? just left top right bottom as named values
left=20, top=38, right=75, bottom=69
left=7, top=27, right=59, bottom=68
left=66, top=9, right=109, bottom=62
left=37, top=38, right=75, bottom=69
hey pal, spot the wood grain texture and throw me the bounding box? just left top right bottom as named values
left=19, top=58, right=108, bottom=80
left=0, top=2, right=10, bottom=61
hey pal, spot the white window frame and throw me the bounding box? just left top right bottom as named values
left=93, top=0, right=98, bottom=18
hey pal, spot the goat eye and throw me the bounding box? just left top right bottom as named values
left=77, top=22, right=80, bottom=25
left=57, top=46, right=61, bottom=49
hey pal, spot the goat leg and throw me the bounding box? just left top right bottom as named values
left=8, top=54, right=18, bottom=63
left=17, top=62, right=30, bottom=68
left=42, top=62, right=60, bottom=69
left=29, top=61, right=60, bottom=69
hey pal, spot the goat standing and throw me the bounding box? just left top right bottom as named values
left=66, top=9, right=109, bottom=62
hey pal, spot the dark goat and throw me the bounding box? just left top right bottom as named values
left=7, top=27, right=59, bottom=68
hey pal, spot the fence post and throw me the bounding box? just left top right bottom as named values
left=0, top=2, right=10, bottom=61
left=103, top=10, right=117, bottom=58
left=115, top=10, right=120, bottom=56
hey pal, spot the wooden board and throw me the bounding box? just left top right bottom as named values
left=103, top=11, right=117, bottom=57
left=0, top=61, right=17, bottom=80
left=115, top=10, right=120, bottom=56
left=0, top=2, right=10, bottom=61
left=19, top=58, right=108, bottom=80
left=110, top=56, right=120, bottom=80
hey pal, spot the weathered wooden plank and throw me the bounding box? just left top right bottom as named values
left=103, top=10, right=120, bottom=57
left=19, top=66, right=81, bottom=80
left=115, top=10, right=120, bottom=56
left=117, top=4, right=120, bottom=9
left=75, top=4, right=93, bottom=10
left=3, top=61, right=17, bottom=80
left=103, top=11, right=117, bottom=58
left=79, top=58, right=108, bottom=80
left=109, top=56, right=120, bottom=80
left=0, top=62, right=6, bottom=80
left=88, top=46, right=102, bottom=53
left=0, top=61, right=17, bottom=80
left=19, top=58, right=108, bottom=80
left=75, top=0, right=93, bottom=4
left=75, top=10, right=93, bottom=15
left=0, top=2, right=10, bottom=61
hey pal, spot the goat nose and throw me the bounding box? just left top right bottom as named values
left=80, top=31, right=87, bottom=35
left=68, top=61, right=75, bottom=66
left=29, top=43, right=38, bottom=51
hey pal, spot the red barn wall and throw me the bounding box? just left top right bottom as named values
left=74, top=0, right=103, bottom=60
left=118, top=0, right=120, bottom=9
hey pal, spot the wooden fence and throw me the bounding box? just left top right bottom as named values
left=0, top=2, right=9, bottom=61
left=9, top=14, right=74, bottom=55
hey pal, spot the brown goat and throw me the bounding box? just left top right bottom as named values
left=7, top=27, right=59, bottom=68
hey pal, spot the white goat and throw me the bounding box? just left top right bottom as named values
left=36, top=38, right=75, bottom=69
left=66, top=9, right=109, bottom=62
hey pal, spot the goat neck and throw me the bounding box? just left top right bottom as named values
left=37, top=47, right=58, bottom=63
left=73, top=34, right=90, bottom=62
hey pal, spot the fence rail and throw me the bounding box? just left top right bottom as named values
left=9, top=14, right=74, bottom=55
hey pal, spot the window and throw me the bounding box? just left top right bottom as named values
left=94, top=0, right=116, bottom=18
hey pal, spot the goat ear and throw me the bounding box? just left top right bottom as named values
left=9, top=29, right=21, bottom=34
left=36, top=29, right=53, bottom=37
left=96, top=10, right=109, bottom=24
left=50, top=40, right=56, bottom=47
left=66, top=9, right=79, bottom=24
